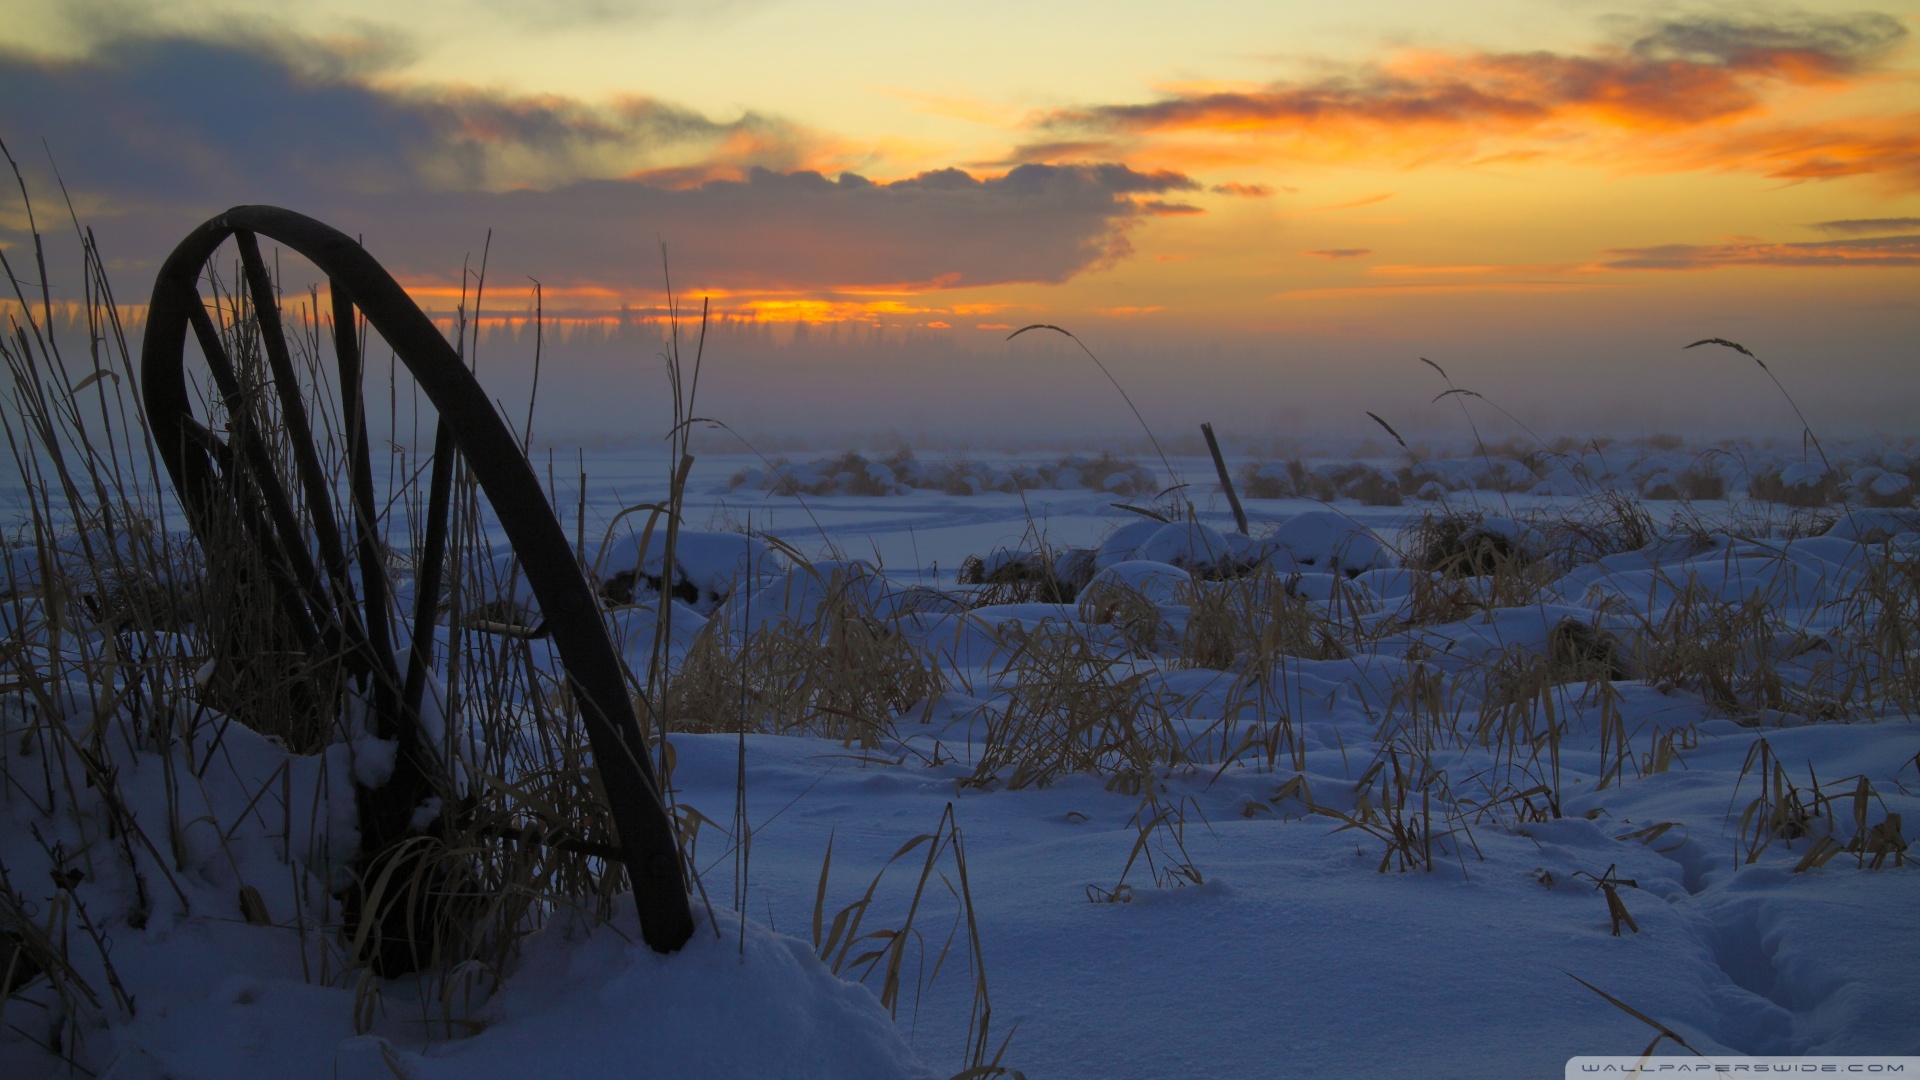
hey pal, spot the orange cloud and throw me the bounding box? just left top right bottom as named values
left=1367, top=262, right=1584, bottom=277
left=1813, top=216, right=1920, bottom=234
left=992, top=140, right=1128, bottom=166
left=1277, top=281, right=1599, bottom=300
left=1684, top=118, right=1920, bottom=189
left=1603, top=233, right=1920, bottom=270
left=1024, top=13, right=1914, bottom=185
left=1304, top=248, right=1372, bottom=259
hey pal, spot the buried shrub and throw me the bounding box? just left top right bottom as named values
left=1747, top=462, right=1840, bottom=507
left=1175, top=569, right=1352, bottom=671
left=729, top=451, right=904, bottom=496
left=1546, top=620, right=1630, bottom=683
left=1239, top=459, right=1324, bottom=500
left=1076, top=573, right=1174, bottom=656
left=1851, top=467, right=1915, bottom=509
left=1681, top=466, right=1728, bottom=501
left=1631, top=584, right=1783, bottom=714
left=1237, top=458, right=1405, bottom=504
left=957, top=545, right=1095, bottom=605
left=1403, top=510, right=1527, bottom=577
left=1346, top=468, right=1405, bottom=507
left=1531, top=490, right=1660, bottom=571
left=730, top=448, right=1155, bottom=498
left=967, top=622, right=1180, bottom=790
left=664, top=581, right=944, bottom=747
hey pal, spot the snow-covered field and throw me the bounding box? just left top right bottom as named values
left=4, top=446, right=1917, bottom=1079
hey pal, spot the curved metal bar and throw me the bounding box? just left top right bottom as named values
left=142, top=205, right=694, bottom=954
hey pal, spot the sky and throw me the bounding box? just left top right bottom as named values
left=1, top=0, right=1917, bottom=444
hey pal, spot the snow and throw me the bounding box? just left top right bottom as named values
left=1083, top=559, right=1192, bottom=605
left=596, top=529, right=785, bottom=612
left=4, top=447, right=1917, bottom=1078
left=1268, top=509, right=1394, bottom=575
left=63, top=909, right=933, bottom=1080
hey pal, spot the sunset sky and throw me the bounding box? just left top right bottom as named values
left=1, top=0, right=1916, bottom=441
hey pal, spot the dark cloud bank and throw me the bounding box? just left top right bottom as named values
left=0, top=29, right=1196, bottom=291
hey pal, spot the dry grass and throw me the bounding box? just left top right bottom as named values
left=0, top=175, right=1037, bottom=1073
left=1532, top=490, right=1661, bottom=571
left=1734, top=742, right=1909, bottom=870
left=663, top=569, right=945, bottom=748
left=1631, top=584, right=1783, bottom=715
left=811, top=805, right=1020, bottom=1077
left=1403, top=510, right=1525, bottom=577
left=0, top=190, right=678, bottom=1055
left=935, top=450, right=1918, bottom=894
left=1174, top=570, right=1351, bottom=672
left=1322, top=742, right=1479, bottom=874
left=4, top=161, right=1915, bottom=1073
left=966, top=622, right=1179, bottom=790
left=956, top=545, right=1092, bottom=606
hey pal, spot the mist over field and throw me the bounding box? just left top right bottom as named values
left=468, top=317, right=1920, bottom=449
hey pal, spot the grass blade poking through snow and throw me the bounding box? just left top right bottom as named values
left=810, top=805, right=1017, bottom=1076
left=1006, top=324, right=1181, bottom=493
left=1563, top=970, right=1704, bottom=1062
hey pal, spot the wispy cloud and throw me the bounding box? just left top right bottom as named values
left=1276, top=281, right=1598, bottom=300
left=991, top=140, right=1129, bottom=166
left=1210, top=182, right=1276, bottom=197
left=1050, top=14, right=1902, bottom=133
left=1303, top=248, right=1372, bottom=259
left=1811, top=217, right=1920, bottom=234
left=1691, top=118, right=1920, bottom=188
left=1017, top=13, right=1914, bottom=185
left=1604, top=233, right=1920, bottom=270
left=1367, top=262, right=1580, bottom=277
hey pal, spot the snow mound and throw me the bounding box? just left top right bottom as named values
left=1082, top=559, right=1191, bottom=605
left=1826, top=508, right=1920, bottom=543
left=598, top=530, right=785, bottom=612
left=84, top=911, right=934, bottom=1080
left=1269, top=511, right=1393, bottom=576
left=1128, top=521, right=1240, bottom=574
left=393, top=913, right=937, bottom=1080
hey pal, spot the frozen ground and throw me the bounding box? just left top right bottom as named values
left=3, top=447, right=1916, bottom=1078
